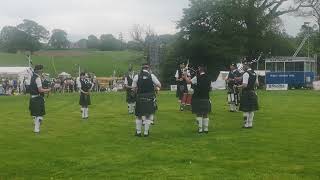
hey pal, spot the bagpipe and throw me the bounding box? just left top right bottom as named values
left=181, top=60, right=197, bottom=78
left=26, top=55, right=51, bottom=98
left=41, top=74, right=52, bottom=98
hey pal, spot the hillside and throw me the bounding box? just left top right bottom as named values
left=0, top=50, right=144, bottom=77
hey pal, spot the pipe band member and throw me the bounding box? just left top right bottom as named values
left=236, top=61, right=259, bottom=128
left=29, top=65, right=51, bottom=133
left=78, top=72, right=93, bottom=119
left=175, top=62, right=190, bottom=111
left=124, top=67, right=136, bottom=114
left=226, top=63, right=242, bottom=112
left=132, top=63, right=161, bottom=137
left=185, top=64, right=212, bottom=134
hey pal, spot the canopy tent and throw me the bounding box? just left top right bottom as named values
left=212, top=71, right=228, bottom=90
left=58, top=72, right=71, bottom=79
left=0, top=67, right=32, bottom=82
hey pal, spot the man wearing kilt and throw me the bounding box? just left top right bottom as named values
left=235, top=62, right=259, bottom=128
left=78, top=72, right=93, bottom=119
left=132, top=63, right=161, bottom=137
left=185, top=65, right=212, bottom=134
left=175, top=62, right=190, bottom=111
left=124, top=67, right=136, bottom=114
left=29, top=65, right=51, bottom=133
left=226, top=63, right=242, bottom=112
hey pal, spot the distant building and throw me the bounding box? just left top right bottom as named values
left=265, top=56, right=318, bottom=89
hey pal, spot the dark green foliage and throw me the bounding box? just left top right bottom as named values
left=49, top=29, right=70, bottom=49
left=99, top=34, right=122, bottom=51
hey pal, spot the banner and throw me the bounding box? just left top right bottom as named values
left=313, top=81, right=320, bottom=90
left=170, top=85, right=177, bottom=91
left=266, top=84, right=288, bottom=91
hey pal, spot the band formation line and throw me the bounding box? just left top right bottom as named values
left=29, top=60, right=259, bottom=136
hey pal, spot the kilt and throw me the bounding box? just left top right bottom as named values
left=191, top=98, right=212, bottom=115
left=79, top=93, right=91, bottom=106
left=126, top=90, right=136, bottom=103
left=29, top=96, right=46, bottom=116
left=239, top=90, right=259, bottom=112
left=135, top=93, right=156, bottom=117
left=176, top=83, right=188, bottom=100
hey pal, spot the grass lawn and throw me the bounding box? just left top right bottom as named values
left=0, top=90, right=319, bottom=179
left=0, top=50, right=143, bottom=77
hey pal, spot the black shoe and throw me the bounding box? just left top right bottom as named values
left=135, top=132, right=142, bottom=137
left=204, top=131, right=209, bottom=134
left=242, top=126, right=252, bottom=129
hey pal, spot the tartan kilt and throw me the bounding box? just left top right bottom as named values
left=29, top=96, right=46, bottom=116
left=79, top=93, right=91, bottom=106
left=239, top=90, right=259, bottom=112
left=126, top=90, right=136, bottom=103
left=176, top=84, right=188, bottom=100
left=135, top=93, right=156, bottom=116
left=191, top=98, right=212, bottom=114
left=227, top=86, right=235, bottom=94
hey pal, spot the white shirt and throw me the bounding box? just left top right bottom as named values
left=190, top=72, right=205, bottom=85
left=76, top=77, right=81, bottom=89
left=132, top=70, right=161, bottom=88
left=175, top=69, right=190, bottom=79
left=242, top=69, right=251, bottom=85
left=124, top=72, right=135, bottom=86
left=35, top=73, right=42, bottom=88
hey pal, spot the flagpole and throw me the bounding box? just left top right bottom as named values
left=28, top=55, right=32, bottom=68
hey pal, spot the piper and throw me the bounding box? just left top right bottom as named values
left=29, top=65, right=51, bottom=133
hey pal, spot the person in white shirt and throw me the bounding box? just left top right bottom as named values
left=124, top=67, right=136, bottom=114
left=29, top=65, right=51, bottom=133
left=175, top=62, right=190, bottom=111
left=132, top=63, right=161, bottom=137
left=235, top=62, right=259, bottom=128
left=78, top=73, right=93, bottom=119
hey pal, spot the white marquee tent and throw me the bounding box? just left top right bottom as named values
left=212, top=71, right=228, bottom=90
left=0, top=67, right=32, bottom=83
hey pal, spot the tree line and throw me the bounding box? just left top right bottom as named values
left=0, top=19, right=148, bottom=53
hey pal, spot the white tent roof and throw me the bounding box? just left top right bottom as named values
left=59, top=72, right=71, bottom=76
left=0, top=67, right=31, bottom=74
left=0, top=67, right=32, bottom=78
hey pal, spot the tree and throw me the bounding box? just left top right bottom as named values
left=159, top=0, right=305, bottom=86
left=0, top=26, right=40, bottom=53
left=295, top=0, right=320, bottom=31
left=17, top=19, right=49, bottom=42
left=127, top=41, right=144, bottom=51
left=179, top=0, right=305, bottom=59
left=87, top=35, right=99, bottom=49
left=0, top=19, right=49, bottom=53
left=99, top=34, right=121, bottom=51
left=49, top=29, right=69, bottom=49
left=76, top=39, right=88, bottom=49
left=130, top=24, right=156, bottom=49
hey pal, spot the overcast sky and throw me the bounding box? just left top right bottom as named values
left=0, top=0, right=315, bottom=42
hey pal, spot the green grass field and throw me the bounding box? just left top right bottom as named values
left=0, top=90, right=319, bottom=179
left=0, top=50, right=143, bottom=77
